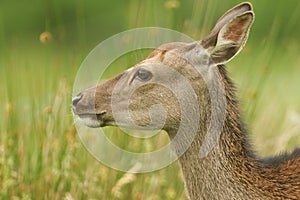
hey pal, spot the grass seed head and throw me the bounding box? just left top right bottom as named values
left=40, top=31, right=52, bottom=43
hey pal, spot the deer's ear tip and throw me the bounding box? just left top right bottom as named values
left=240, top=2, right=253, bottom=11
left=234, top=11, right=255, bottom=25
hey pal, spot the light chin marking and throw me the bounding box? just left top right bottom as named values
left=75, top=116, right=102, bottom=128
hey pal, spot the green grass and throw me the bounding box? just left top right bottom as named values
left=1, top=0, right=300, bottom=199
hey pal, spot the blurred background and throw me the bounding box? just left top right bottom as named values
left=1, top=0, right=300, bottom=199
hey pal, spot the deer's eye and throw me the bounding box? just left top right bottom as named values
left=135, top=69, right=152, bottom=81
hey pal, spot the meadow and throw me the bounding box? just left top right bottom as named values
left=1, top=0, right=300, bottom=199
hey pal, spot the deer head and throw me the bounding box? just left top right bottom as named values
left=72, top=2, right=254, bottom=138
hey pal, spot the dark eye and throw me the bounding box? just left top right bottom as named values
left=135, top=69, right=152, bottom=81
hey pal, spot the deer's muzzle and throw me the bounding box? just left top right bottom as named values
left=72, top=82, right=114, bottom=128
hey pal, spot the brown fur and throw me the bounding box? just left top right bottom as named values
left=73, top=2, right=300, bottom=199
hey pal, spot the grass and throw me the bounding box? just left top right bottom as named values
left=1, top=0, right=300, bottom=199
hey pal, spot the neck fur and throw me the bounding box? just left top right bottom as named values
left=176, top=65, right=298, bottom=200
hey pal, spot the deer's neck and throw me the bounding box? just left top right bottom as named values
left=176, top=66, right=270, bottom=200
left=167, top=65, right=299, bottom=199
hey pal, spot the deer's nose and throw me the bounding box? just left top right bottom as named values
left=72, top=94, right=82, bottom=110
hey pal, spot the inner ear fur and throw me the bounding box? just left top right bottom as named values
left=201, top=2, right=254, bottom=65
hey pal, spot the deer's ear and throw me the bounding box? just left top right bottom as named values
left=201, top=4, right=254, bottom=65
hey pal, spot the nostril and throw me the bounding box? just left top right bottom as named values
left=72, top=94, right=82, bottom=107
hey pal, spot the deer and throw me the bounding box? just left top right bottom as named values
left=72, top=2, right=300, bottom=200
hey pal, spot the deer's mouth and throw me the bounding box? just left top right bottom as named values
left=75, top=111, right=111, bottom=128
